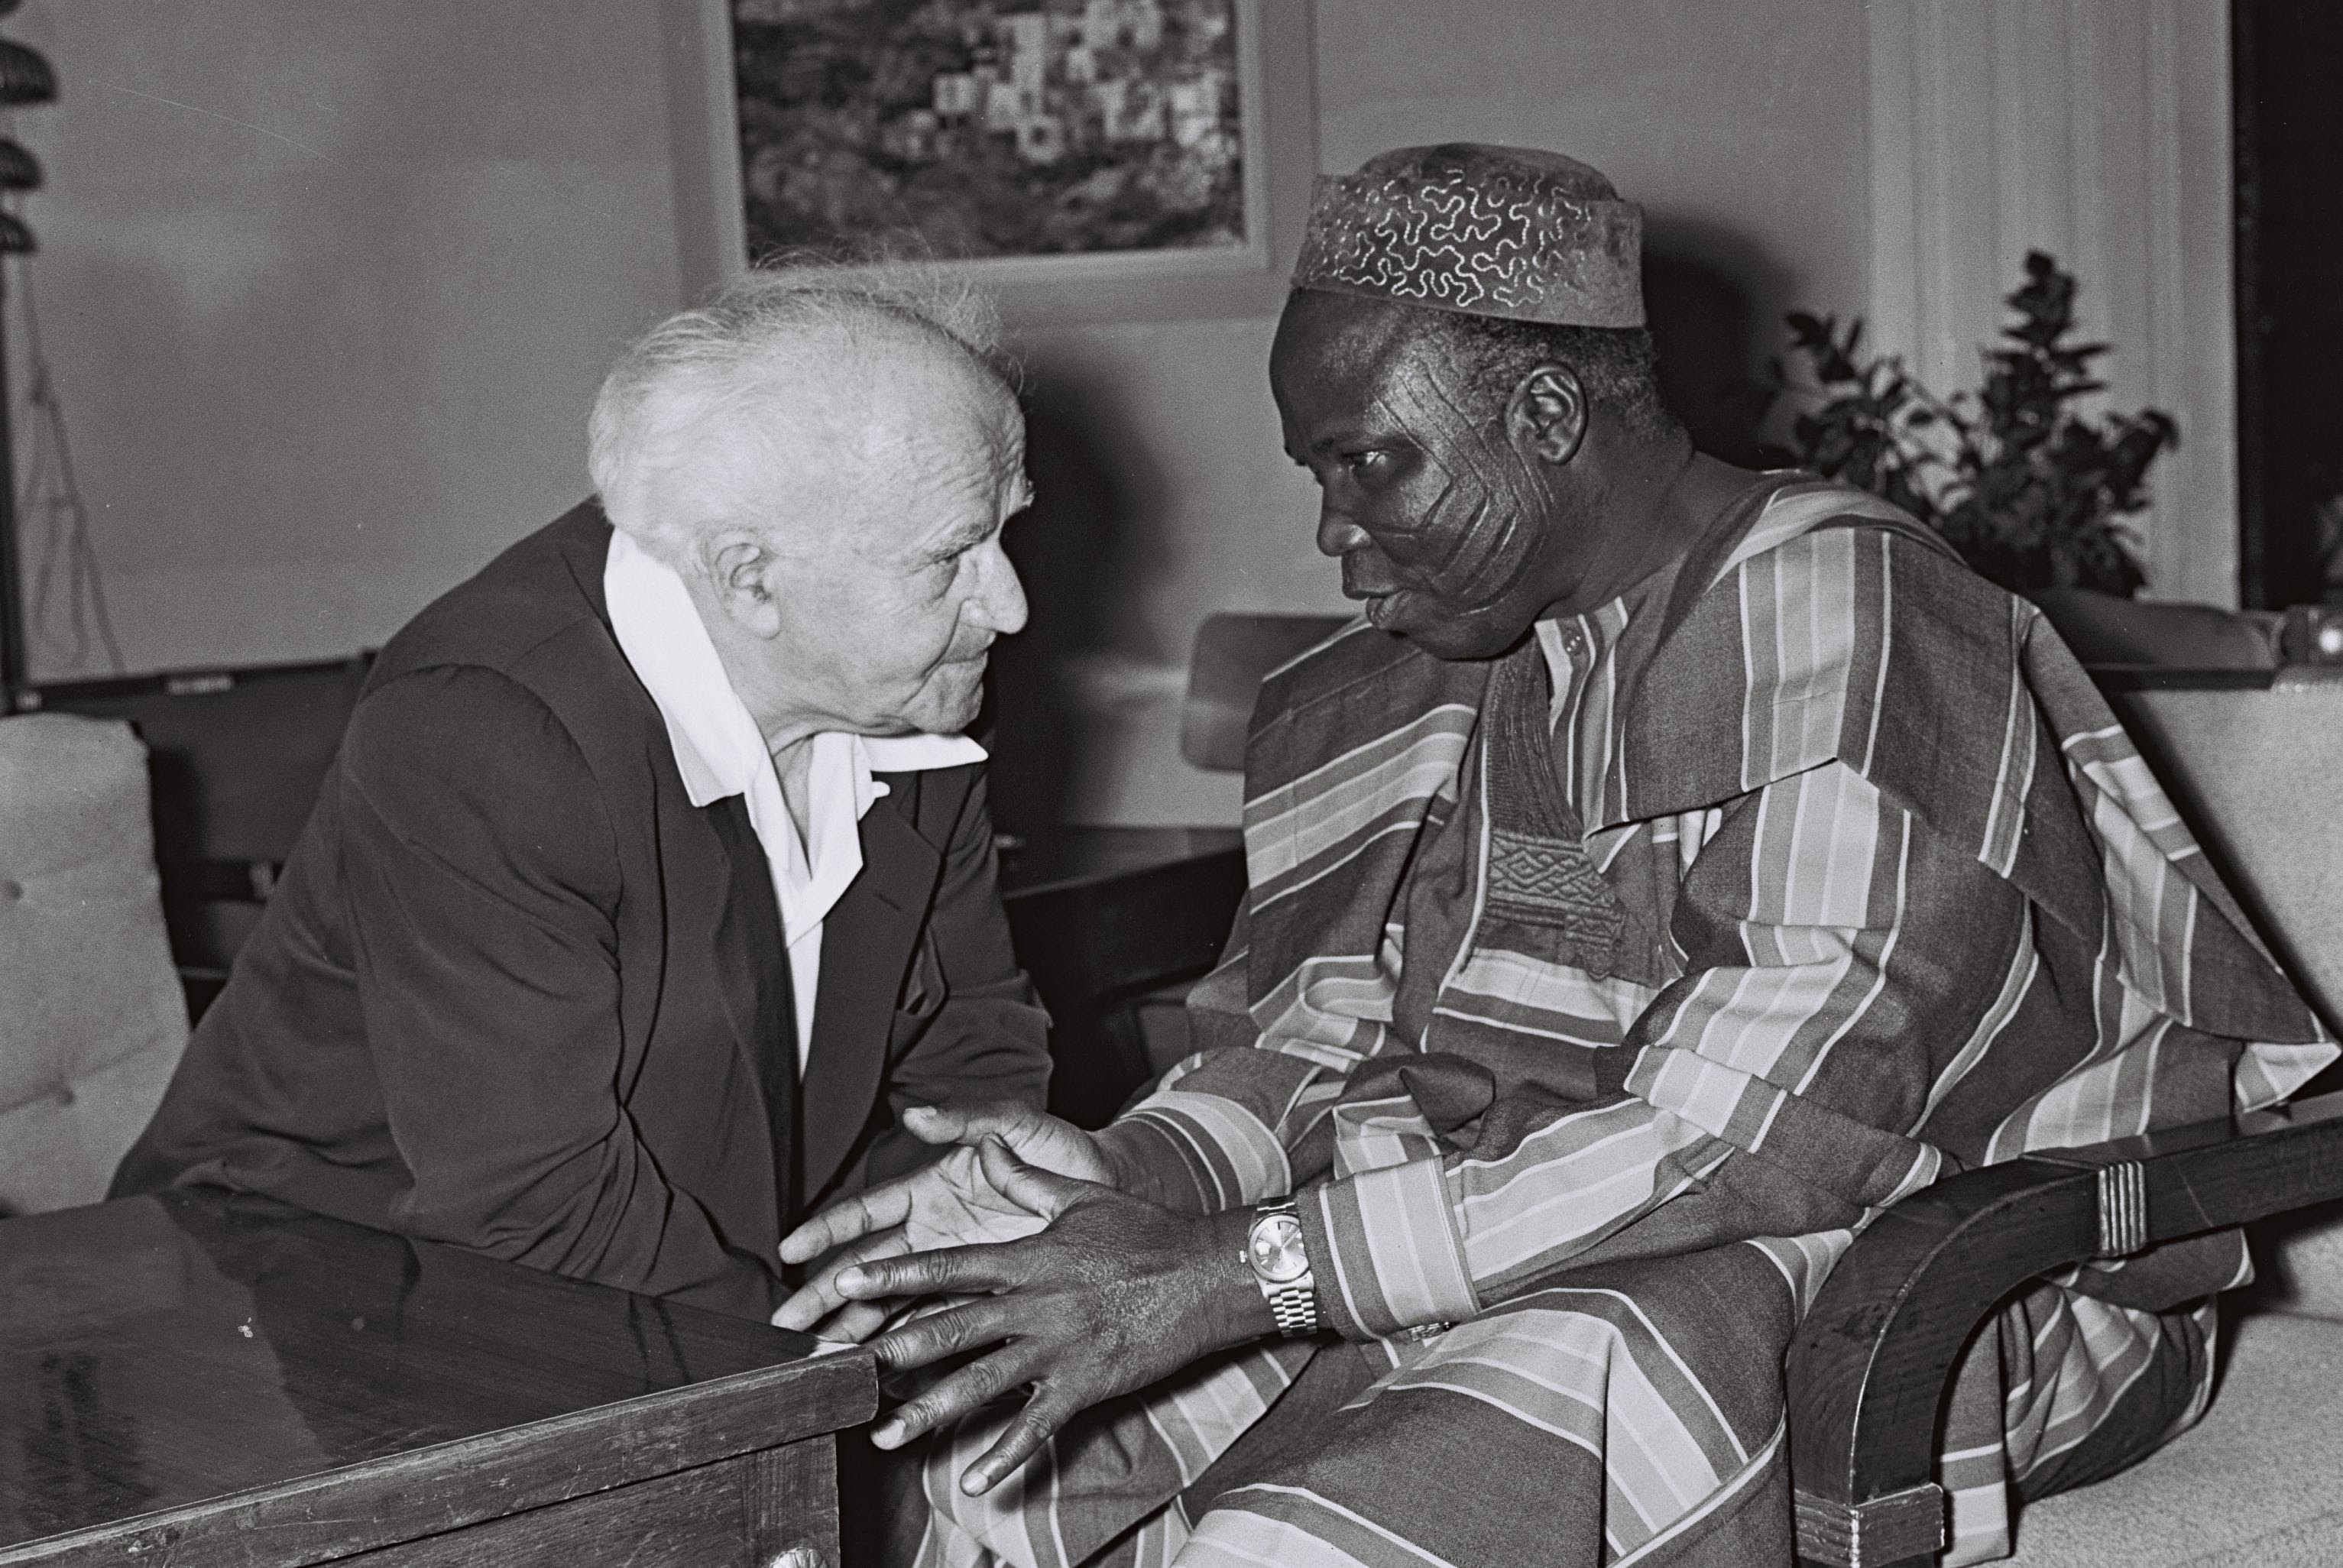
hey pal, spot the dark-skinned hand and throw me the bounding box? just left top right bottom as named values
left=835, top=1136, right=1277, bottom=1498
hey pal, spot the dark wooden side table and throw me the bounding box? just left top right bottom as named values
left=998, top=826, right=1246, bottom=1128
left=0, top=1191, right=876, bottom=1567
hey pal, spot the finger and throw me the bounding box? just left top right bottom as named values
left=865, top=1295, right=1022, bottom=1376
left=961, top=1384, right=1084, bottom=1496
left=838, top=1240, right=1019, bottom=1303
left=812, top=1299, right=892, bottom=1345
left=765, top=1548, right=826, bottom=1568
left=770, top=1227, right=912, bottom=1331
left=900, top=1100, right=1043, bottom=1148
left=871, top=1338, right=1046, bottom=1449
left=975, top=1136, right=1092, bottom=1221
left=779, top=1178, right=915, bottom=1264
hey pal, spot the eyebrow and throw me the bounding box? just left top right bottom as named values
left=920, top=514, right=1000, bottom=564
left=1294, top=410, right=1389, bottom=455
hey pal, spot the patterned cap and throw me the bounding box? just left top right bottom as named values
left=1291, top=144, right=1645, bottom=328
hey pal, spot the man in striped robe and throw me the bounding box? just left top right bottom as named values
left=779, top=144, right=2332, bottom=1567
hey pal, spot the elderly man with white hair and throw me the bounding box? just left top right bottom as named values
left=112, top=268, right=1052, bottom=1325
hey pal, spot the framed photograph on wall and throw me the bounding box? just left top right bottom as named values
left=663, top=0, right=1316, bottom=324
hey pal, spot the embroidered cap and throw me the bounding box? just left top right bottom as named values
left=1291, top=143, right=1645, bottom=328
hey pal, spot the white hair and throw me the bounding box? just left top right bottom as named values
left=587, top=260, right=1015, bottom=561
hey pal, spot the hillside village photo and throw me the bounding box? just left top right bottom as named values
left=731, top=0, right=1248, bottom=261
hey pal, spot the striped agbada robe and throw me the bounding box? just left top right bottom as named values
left=912, top=477, right=2332, bottom=1568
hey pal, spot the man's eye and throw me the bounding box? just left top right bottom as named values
left=1340, top=449, right=1390, bottom=478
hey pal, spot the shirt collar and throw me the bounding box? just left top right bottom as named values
left=604, top=527, right=769, bottom=810
left=602, top=526, right=984, bottom=940
left=1534, top=596, right=1634, bottom=683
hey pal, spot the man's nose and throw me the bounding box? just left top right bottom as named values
left=971, top=544, right=1028, bottom=637
left=1316, top=504, right=1369, bottom=560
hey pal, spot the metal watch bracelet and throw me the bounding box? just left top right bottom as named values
left=1244, top=1197, right=1320, bottom=1338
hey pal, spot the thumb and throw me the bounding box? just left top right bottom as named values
left=899, top=1104, right=964, bottom=1145
left=903, top=1101, right=1032, bottom=1148
left=976, top=1134, right=1084, bottom=1222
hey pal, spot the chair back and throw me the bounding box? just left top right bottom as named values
left=1179, top=613, right=1353, bottom=772
left=32, top=655, right=371, bottom=998
left=0, top=714, right=188, bottom=1214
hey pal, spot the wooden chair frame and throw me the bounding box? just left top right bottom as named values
left=1787, top=1084, right=2343, bottom=1566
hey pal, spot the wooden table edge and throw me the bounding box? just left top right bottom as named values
left=0, top=1346, right=878, bottom=1567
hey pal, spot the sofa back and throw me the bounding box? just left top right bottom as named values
left=31, top=655, right=371, bottom=993
left=2109, top=670, right=2343, bottom=1038
left=2108, top=669, right=2343, bottom=1322
left=0, top=714, right=188, bottom=1214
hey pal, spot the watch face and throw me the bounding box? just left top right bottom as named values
left=1248, top=1213, right=1310, bottom=1285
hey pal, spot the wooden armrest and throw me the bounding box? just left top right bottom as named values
left=1787, top=1087, right=2343, bottom=1568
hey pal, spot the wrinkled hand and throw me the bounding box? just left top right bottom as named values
left=771, top=1103, right=1114, bottom=1341
left=838, top=1137, right=1272, bottom=1497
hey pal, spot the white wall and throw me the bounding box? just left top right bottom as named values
left=6, top=1, right=684, bottom=679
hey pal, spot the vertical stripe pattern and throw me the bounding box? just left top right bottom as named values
left=929, top=479, right=2328, bottom=1567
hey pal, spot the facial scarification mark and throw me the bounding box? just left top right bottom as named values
left=1368, top=352, right=1554, bottom=611
left=1295, top=169, right=1645, bottom=328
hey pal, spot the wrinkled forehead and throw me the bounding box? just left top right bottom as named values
left=714, top=329, right=1019, bottom=475
left=814, top=349, right=1025, bottom=528
left=665, top=329, right=1024, bottom=544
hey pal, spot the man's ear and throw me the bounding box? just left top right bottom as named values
left=703, top=530, right=786, bottom=639
left=1505, top=364, right=1589, bottom=468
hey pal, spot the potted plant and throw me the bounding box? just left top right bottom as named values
left=1778, top=251, right=2176, bottom=600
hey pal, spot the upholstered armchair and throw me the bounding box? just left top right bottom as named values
left=1790, top=666, right=2343, bottom=1567
left=0, top=712, right=189, bottom=1215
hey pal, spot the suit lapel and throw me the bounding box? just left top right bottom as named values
left=701, top=795, right=799, bottom=1209
left=800, top=783, right=939, bottom=1200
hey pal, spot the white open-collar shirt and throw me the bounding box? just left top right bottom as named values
left=603, top=528, right=984, bottom=1067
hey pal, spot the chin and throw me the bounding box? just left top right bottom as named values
left=1368, top=590, right=1538, bottom=663
left=899, top=667, right=987, bottom=735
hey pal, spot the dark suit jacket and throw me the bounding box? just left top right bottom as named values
left=113, top=504, right=1052, bottom=1320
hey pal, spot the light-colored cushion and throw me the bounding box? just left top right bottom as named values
left=2110, top=672, right=2343, bottom=1036
left=0, top=713, right=188, bottom=1214
left=2244, top=1199, right=2343, bottom=1323
left=2007, top=1310, right=2343, bottom=1566
left=2106, top=673, right=2343, bottom=1317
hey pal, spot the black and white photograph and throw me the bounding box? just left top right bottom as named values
left=2, top=5, right=2340, bottom=1567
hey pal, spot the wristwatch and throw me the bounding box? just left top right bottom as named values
left=1243, top=1197, right=1319, bottom=1337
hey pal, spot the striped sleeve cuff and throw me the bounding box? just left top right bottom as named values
left=1096, top=1088, right=1292, bottom=1215
left=1299, top=1156, right=1479, bottom=1340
